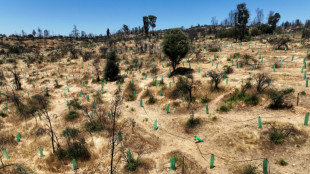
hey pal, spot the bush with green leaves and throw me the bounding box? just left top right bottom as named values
left=86, top=122, right=102, bottom=132
left=148, top=96, right=157, bottom=104
left=104, top=51, right=120, bottom=81
left=0, top=112, right=7, bottom=118
left=267, top=88, right=294, bottom=109
left=162, top=29, right=189, bottom=73
left=65, top=111, right=79, bottom=121
left=186, top=117, right=200, bottom=128
left=57, top=141, right=90, bottom=161
left=201, top=97, right=211, bottom=103
left=279, top=158, right=288, bottom=166
left=63, top=127, right=79, bottom=139
left=242, top=164, right=257, bottom=174
left=125, top=158, right=142, bottom=171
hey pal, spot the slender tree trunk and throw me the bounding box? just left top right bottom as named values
left=110, top=107, right=116, bottom=174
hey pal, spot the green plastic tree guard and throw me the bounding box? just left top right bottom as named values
left=16, top=133, right=20, bottom=142
left=169, top=82, right=171, bottom=88
left=304, top=113, right=309, bottom=126
left=127, top=150, right=132, bottom=162
left=87, top=95, right=90, bottom=102
left=144, top=74, right=147, bottom=80
left=118, top=131, right=122, bottom=142
left=251, top=65, right=254, bottom=70
left=258, top=117, right=262, bottom=128
left=263, top=159, right=268, bottom=174
left=154, top=120, right=158, bottom=130
left=39, top=147, right=44, bottom=157
left=304, top=71, right=307, bottom=79
left=280, top=59, right=283, bottom=64
left=166, top=105, right=170, bottom=114
left=206, top=105, right=209, bottom=114
left=170, top=157, right=176, bottom=171
left=194, top=136, right=203, bottom=142
left=160, top=89, right=163, bottom=96
left=73, top=158, right=77, bottom=170
left=198, top=67, right=200, bottom=73
left=210, top=154, right=214, bottom=169
left=273, top=65, right=276, bottom=72
left=226, top=78, right=228, bottom=84
left=3, top=149, right=9, bottom=159
left=306, top=78, right=309, bottom=87
left=140, top=99, right=143, bottom=107
left=133, top=90, right=136, bottom=96
left=216, top=63, right=218, bottom=69
left=292, top=55, right=294, bottom=61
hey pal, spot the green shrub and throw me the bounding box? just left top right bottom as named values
left=0, top=112, right=7, bottom=118
left=125, top=159, right=142, bottom=171
left=186, top=117, right=200, bottom=128
left=201, top=97, right=211, bottom=103
left=279, top=158, right=288, bottom=166
left=56, top=142, right=90, bottom=160
left=208, top=47, right=219, bottom=52
left=212, top=116, right=217, bottom=121
left=300, top=91, right=306, bottom=95
left=65, top=111, right=79, bottom=121
left=148, top=96, right=157, bottom=104
left=242, top=164, right=257, bottom=174
left=219, top=104, right=231, bottom=112
left=63, top=127, right=79, bottom=138
left=86, top=122, right=102, bottom=132
left=244, top=94, right=259, bottom=105
left=69, top=99, right=82, bottom=110
left=127, top=94, right=136, bottom=101
left=269, top=131, right=286, bottom=144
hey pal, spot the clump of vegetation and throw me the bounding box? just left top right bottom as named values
left=104, top=51, right=120, bottom=81
left=186, top=112, right=200, bottom=128
left=86, top=122, right=102, bottom=132
left=212, top=116, right=218, bottom=121
left=0, top=112, right=7, bottom=118
left=63, top=127, right=79, bottom=138
left=201, top=97, right=211, bottom=103
left=242, top=164, right=257, bottom=174
left=65, top=111, right=79, bottom=121
left=56, top=141, right=90, bottom=161
left=69, top=99, right=82, bottom=110
left=219, top=104, right=232, bottom=112
left=300, top=91, right=306, bottom=95
left=148, top=96, right=157, bottom=104
left=267, top=88, right=294, bottom=109
left=279, top=158, right=288, bottom=166
left=125, top=158, right=142, bottom=171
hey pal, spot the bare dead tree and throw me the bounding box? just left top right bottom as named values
left=110, top=95, right=122, bottom=174
left=254, top=73, right=271, bottom=93
left=33, top=94, right=60, bottom=153
left=9, top=69, right=22, bottom=90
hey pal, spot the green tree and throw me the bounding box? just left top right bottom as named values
left=106, top=28, right=110, bottom=38
left=268, top=12, right=281, bottom=32
left=235, top=3, right=249, bottom=41
left=143, top=16, right=150, bottom=35
left=148, top=15, right=157, bottom=32
left=162, top=29, right=189, bottom=74
left=104, top=51, right=120, bottom=81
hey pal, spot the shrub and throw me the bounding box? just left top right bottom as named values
left=56, top=142, right=90, bottom=161
left=302, top=29, right=310, bottom=39
left=69, top=99, right=82, bottom=110
left=186, top=117, right=200, bottom=128
left=267, top=88, right=294, bottom=109
left=125, top=159, right=142, bottom=171
left=208, top=47, right=219, bottom=52
left=86, top=122, right=102, bottom=132
left=127, top=94, right=136, bottom=101
left=104, top=51, right=120, bottom=81
left=225, top=66, right=234, bottom=74
left=269, top=131, right=286, bottom=144
left=279, top=158, right=288, bottom=166
left=242, top=164, right=257, bottom=174
left=148, top=96, right=157, bottom=104
left=300, top=91, right=306, bottom=95
left=63, top=128, right=79, bottom=138
left=201, top=97, right=211, bottom=103
left=212, top=116, right=217, bottom=121
left=0, top=112, right=7, bottom=118
left=65, top=111, right=79, bottom=121
left=219, top=104, right=231, bottom=112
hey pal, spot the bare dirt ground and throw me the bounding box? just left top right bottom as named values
left=0, top=34, right=309, bottom=174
